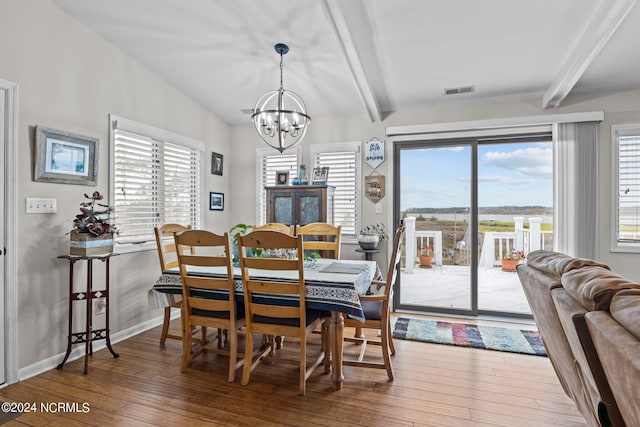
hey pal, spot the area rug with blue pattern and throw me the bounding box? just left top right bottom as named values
left=392, top=317, right=547, bottom=357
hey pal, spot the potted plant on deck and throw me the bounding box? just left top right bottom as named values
left=419, top=243, right=434, bottom=268
left=501, top=249, right=526, bottom=272
left=358, top=223, right=388, bottom=250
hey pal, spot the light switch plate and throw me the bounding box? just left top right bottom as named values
left=375, top=202, right=383, bottom=214
left=26, top=197, right=57, bottom=213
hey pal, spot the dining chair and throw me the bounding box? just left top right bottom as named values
left=295, top=222, right=342, bottom=259
left=342, top=226, right=405, bottom=380
left=238, top=230, right=328, bottom=395
left=253, top=223, right=294, bottom=235
left=154, top=223, right=202, bottom=345
left=174, top=229, right=246, bottom=382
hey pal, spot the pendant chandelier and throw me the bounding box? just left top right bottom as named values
left=251, top=43, right=311, bottom=153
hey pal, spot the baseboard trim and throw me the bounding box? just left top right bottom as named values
left=17, top=311, right=179, bottom=382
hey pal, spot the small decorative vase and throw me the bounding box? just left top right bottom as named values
left=358, top=233, right=379, bottom=250
left=419, top=255, right=433, bottom=268
left=501, top=259, right=519, bottom=272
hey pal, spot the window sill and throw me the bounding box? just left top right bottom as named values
left=114, top=241, right=157, bottom=255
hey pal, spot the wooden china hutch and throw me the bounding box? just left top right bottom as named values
left=265, top=185, right=335, bottom=228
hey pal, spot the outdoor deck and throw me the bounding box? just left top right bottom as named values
left=399, top=264, right=532, bottom=315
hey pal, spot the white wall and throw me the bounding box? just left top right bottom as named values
left=0, top=0, right=230, bottom=369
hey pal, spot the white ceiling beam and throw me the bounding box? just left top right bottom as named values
left=321, top=0, right=391, bottom=122
left=542, top=0, right=637, bottom=109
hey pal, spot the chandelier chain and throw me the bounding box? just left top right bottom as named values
left=279, top=51, right=284, bottom=91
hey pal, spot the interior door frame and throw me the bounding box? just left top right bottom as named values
left=1, top=78, right=19, bottom=385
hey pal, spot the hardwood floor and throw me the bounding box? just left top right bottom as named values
left=1, top=317, right=586, bottom=426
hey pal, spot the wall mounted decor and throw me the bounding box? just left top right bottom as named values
left=364, top=138, right=384, bottom=169
left=211, top=152, right=223, bottom=175
left=365, top=174, right=385, bottom=203
left=209, top=192, right=224, bottom=210
left=34, top=126, right=99, bottom=185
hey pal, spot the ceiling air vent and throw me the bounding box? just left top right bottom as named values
left=444, top=85, right=475, bottom=96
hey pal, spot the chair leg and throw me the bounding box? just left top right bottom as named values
left=160, top=306, right=172, bottom=345
left=228, top=326, right=237, bottom=382
left=241, top=332, right=255, bottom=386
left=299, top=336, right=307, bottom=396
left=380, top=323, right=394, bottom=380
left=387, top=322, right=396, bottom=356
left=181, top=320, right=192, bottom=373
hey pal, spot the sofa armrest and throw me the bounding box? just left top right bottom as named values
left=586, top=310, right=640, bottom=427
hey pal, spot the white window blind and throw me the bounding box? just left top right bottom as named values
left=311, top=142, right=361, bottom=236
left=613, top=125, right=640, bottom=249
left=111, top=117, right=202, bottom=249
left=256, top=148, right=299, bottom=225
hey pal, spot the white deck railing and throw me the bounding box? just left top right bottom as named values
left=404, top=216, right=553, bottom=271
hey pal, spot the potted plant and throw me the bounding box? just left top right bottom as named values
left=419, top=243, right=434, bottom=268
left=501, top=249, right=526, bottom=272
left=69, top=191, right=116, bottom=256
left=358, top=223, right=388, bottom=250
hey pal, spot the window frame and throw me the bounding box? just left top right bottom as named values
left=254, top=146, right=301, bottom=226
left=611, top=123, right=640, bottom=253
left=109, top=114, right=204, bottom=254
left=310, top=142, right=362, bottom=243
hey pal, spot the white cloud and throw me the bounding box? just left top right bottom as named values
left=482, top=147, right=552, bottom=177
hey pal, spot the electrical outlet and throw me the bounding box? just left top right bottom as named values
left=95, top=298, right=106, bottom=315
left=375, top=202, right=383, bottom=214
left=26, top=197, right=57, bottom=213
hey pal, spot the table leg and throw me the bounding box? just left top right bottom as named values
left=329, top=311, right=344, bottom=390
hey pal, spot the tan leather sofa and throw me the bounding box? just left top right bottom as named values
left=516, top=250, right=640, bottom=427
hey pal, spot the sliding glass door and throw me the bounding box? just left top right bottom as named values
left=394, top=134, right=553, bottom=318
left=396, top=140, right=475, bottom=314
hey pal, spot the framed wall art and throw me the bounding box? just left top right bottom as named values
left=312, top=166, right=329, bottom=185
left=209, top=192, right=224, bottom=210
left=34, top=126, right=99, bottom=185
left=211, top=152, right=223, bottom=175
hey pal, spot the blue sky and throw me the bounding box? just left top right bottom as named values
left=399, top=142, right=553, bottom=210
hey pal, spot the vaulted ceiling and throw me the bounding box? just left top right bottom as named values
left=52, top=0, right=640, bottom=125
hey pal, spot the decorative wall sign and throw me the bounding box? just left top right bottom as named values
left=365, top=174, right=385, bottom=203
left=364, top=138, right=384, bottom=169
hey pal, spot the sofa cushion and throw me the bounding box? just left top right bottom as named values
left=561, top=266, right=640, bottom=311
left=526, top=250, right=609, bottom=278
left=610, top=289, right=640, bottom=340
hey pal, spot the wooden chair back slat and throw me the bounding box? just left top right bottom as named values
left=253, top=223, right=294, bottom=235
left=295, top=222, right=341, bottom=259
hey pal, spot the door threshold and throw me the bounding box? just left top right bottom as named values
left=393, top=309, right=536, bottom=328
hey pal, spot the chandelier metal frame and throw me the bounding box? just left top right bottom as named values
left=251, top=43, right=311, bottom=153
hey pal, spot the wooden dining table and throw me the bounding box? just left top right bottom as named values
left=150, top=258, right=376, bottom=390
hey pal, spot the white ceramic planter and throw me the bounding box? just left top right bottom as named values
left=358, top=233, right=379, bottom=250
